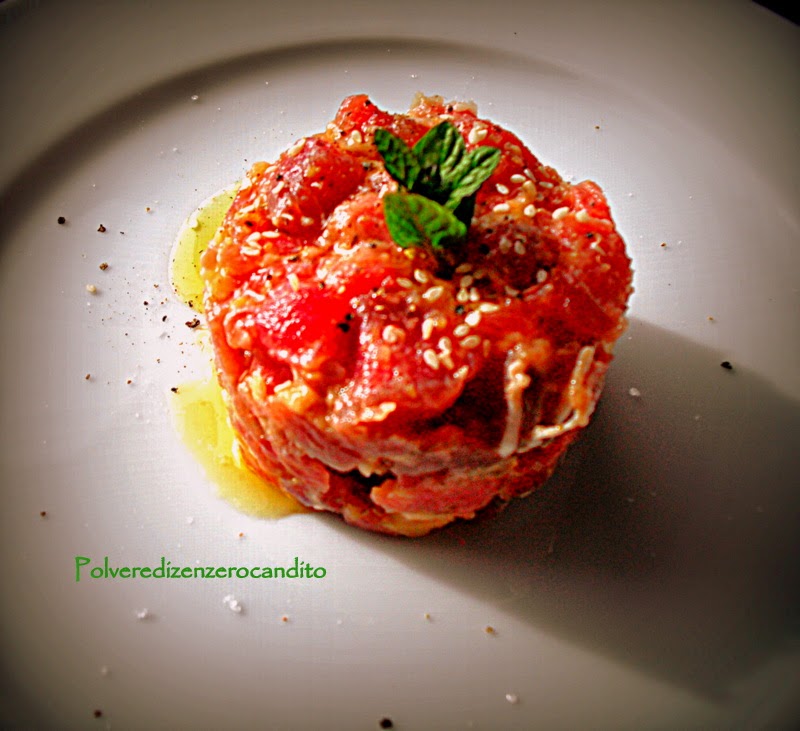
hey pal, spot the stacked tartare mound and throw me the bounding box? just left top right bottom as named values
left=201, top=94, right=633, bottom=536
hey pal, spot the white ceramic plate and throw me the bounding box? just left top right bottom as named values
left=1, top=2, right=798, bottom=729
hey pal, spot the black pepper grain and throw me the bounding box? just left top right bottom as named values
left=379, top=718, right=393, bottom=729
left=57, top=216, right=66, bottom=225
left=721, top=361, right=733, bottom=370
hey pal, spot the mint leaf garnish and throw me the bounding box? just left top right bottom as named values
left=411, top=122, right=466, bottom=204
left=375, top=120, right=500, bottom=257
left=374, top=128, right=420, bottom=191
left=383, top=192, right=467, bottom=251
left=445, top=146, right=502, bottom=209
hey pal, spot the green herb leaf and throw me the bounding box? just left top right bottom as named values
left=383, top=192, right=467, bottom=250
left=444, top=146, right=502, bottom=210
left=374, top=120, right=501, bottom=256
left=374, top=128, right=420, bottom=190
left=411, top=122, right=466, bottom=202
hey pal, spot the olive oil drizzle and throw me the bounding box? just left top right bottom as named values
left=169, top=186, right=304, bottom=518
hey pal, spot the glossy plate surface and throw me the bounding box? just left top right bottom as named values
left=1, top=2, right=798, bottom=728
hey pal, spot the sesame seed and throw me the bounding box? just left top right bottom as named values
left=300, top=216, right=315, bottom=226
left=473, top=268, right=487, bottom=279
left=440, top=353, right=454, bottom=370
left=499, top=237, right=512, bottom=253
left=287, top=139, right=305, bottom=156
left=397, top=277, right=414, bottom=288
left=456, top=288, right=470, bottom=303
left=273, top=180, right=285, bottom=194
left=377, top=401, right=397, bottom=418
left=246, top=232, right=262, bottom=244
left=287, top=273, right=300, bottom=291
left=413, top=269, right=431, bottom=284
left=459, top=275, right=474, bottom=289
left=536, top=270, right=548, bottom=283
left=505, top=693, right=519, bottom=705
left=423, top=349, right=440, bottom=370
left=496, top=183, right=510, bottom=195
left=382, top=325, right=404, bottom=344
left=438, top=336, right=453, bottom=354
left=468, top=125, right=488, bottom=144
left=493, top=202, right=511, bottom=213
left=422, top=285, right=445, bottom=302
left=523, top=204, right=536, bottom=217
left=524, top=168, right=535, bottom=179
left=453, top=365, right=469, bottom=379
left=478, top=302, right=500, bottom=313
left=552, top=206, right=569, bottom=220
left=454, top=323, right=470, bottom=338
left=347, top=129, right=363, bottom=146
left=469, top=288, right=480, bottom=302
left=421, top=318, right=436, bottom=340
left=539, top=181, right=554, bottom=189
left=465, top=311, right=481, bottom=327
left=510, top=173, right=526, bottom=184
left=461, top=335, right=481, bottom=349
left=85, top=284, right=97, bottom=294
left=505, top=285, right=519, bottom=296
left=514, top=240, right=526, bottom=255
left=575, top=210, right=590, bottom=223
left=455, top=263, right=473, bottom=274
left=628, top=387, right=641, bottom=397
left=262, top=230, right=280, bottom=238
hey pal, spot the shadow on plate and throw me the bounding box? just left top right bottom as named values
left=327, top=317, right=800, bottom=700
